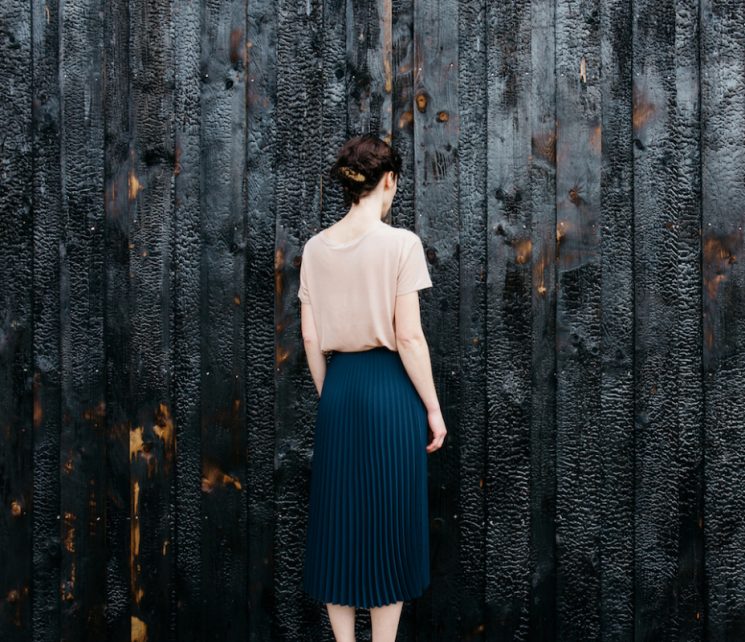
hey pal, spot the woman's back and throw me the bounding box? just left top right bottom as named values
left=298, top=219, right=432, bottom=353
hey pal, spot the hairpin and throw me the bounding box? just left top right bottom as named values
left=338, top=165, right=367, bottom=182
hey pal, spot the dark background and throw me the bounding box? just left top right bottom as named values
left=1, top=0, right=744, bottom=639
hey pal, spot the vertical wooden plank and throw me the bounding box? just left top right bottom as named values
left=172, top=0, right=204, bottom=638
left=57, top=0, right=107, bottom=638
left=598, top=0, right=636, bottom=637
left=199, top=0, right=249, bottom=638
left=347, top=0, right=392, bottom=140
left=701, top=0, right=745, bottom=637
left=528, top=0, right=557, bottom=638
left=103, top=0, right=134, bottom=636
left=484, top=0, right=534, bottom=637
left=457, top=0, right=488, bottom=638
left=126, top=0, right=178, bottom=638
left=413, top=0, right=460, bottom=636
left=669, top=0, right=705, bottom=630
left=633, top=0, right=705, bottom=637
left=0, top=0, right=34, bottom=639
left=321, top=0, right=347, bottom=235
left=31, top=0, right=64, bottom=639
left=554, top=0, right=603, bottom=636
left=391, top=0, right=416, bottom=231
left=245, top=0, right=279, bottom=639
left=275, top=0, right=324, bottom=638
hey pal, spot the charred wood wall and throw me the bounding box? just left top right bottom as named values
left=1, top=0, right=743, bottom=639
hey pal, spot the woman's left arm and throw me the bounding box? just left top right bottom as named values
left=300, top=302, right=326, bottom=397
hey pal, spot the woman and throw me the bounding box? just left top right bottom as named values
left=298, top=133, right=447, bottom=642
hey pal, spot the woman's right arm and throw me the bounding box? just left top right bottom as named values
left=394, top=291, right=447, bottom=453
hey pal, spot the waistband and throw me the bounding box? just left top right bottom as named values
left=328, top=346, right=397, bottom=358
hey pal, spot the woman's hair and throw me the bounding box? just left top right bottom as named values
left=329, top=134, right=402, bottom=207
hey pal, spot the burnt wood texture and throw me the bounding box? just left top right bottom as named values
left=1, top=0, right=744, bottom=640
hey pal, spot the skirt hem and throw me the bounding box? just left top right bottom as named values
left=302, top=580, right=430, bottom=609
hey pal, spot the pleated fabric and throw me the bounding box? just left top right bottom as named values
left=302, top=346, right=431, bottom=608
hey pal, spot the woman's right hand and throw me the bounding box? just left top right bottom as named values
left=426, top=408, right=447, bottom=453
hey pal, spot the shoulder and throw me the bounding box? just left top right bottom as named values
left=380, top=224, right=422, bottom=249
left=302, top=233, right=322, bottom=255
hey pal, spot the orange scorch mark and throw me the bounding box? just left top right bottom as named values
left=106, top=182, right=118, bottom=212
left=275, top=246, right=285, bottom=299
left=513, top=238, right=532, bottom=265
left=534, top=243, right=551, bottom=296
left=202, top=460, right=243, bottom=493
left=383, top=57, right=393, bottom=94
left=132, top=615, right=148, bottom=642
left=128, top=168, right=143, bottom=201
left=60, top=560, right=76, bottom=602
left=60, top=512, right=78, bottom=602
left=632, top=85, right=656, bottom=132
left=703, top=230, right=742, bottom=350
left=63, top=453, right=74, bottom=475
left=130, top=479, right=144, bottom=606
left=33, top=371, right=42, bottom=428
left=276, top=345, right=290, bottom=369
left=532, top=130, right=556, bottom=165
left=154, top=402, right=175, bottom=469
left=415, top=92, right=427, bottom=113
left=398, top=110, right=414, bottom=130
left=229, top=27, right=244, bottom=66
left=130, top=426, right=158, bottom=478
left=703, top=232, right=739, bottom=301
left=557, top=219, right=571, bottom=243
left=590, top=124, right=601, bottom=155
left=83, top=400, right=106, bottom=427
left=382, top=0, right=393, bottom=93
left=174, top=144, right=182, bottom=177
left=63, top=511, right=76, bottom=553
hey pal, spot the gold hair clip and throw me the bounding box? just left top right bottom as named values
left=338, top=165, right=367, bottom=182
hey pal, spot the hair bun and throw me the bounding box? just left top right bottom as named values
left=338, top=165, right=367, bottom=183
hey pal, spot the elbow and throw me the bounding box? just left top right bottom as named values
left=395, top=331, right=426, bottom=350
left=302, top=335, right=319, bottom=350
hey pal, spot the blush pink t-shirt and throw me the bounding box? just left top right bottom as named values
left=298, top=220, right=433, bottom=353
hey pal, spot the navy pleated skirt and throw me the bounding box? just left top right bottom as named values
left=302, top=346, right=431, bottom=608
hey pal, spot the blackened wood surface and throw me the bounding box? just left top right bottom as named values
left=555, top=0, right=604, bottom=635
left=2, top=0, right=34, bottom=640
left=171, top=1, right=204, bottom=639
left=458, top=0, right=489, bottom=638
left=528, top=1, right=558, bottom=639
left=485, top=0, right=534, bottom=637
left=58, top=0, right=107, bottom=639
left=275, top=0, right=324, bottom=639
left=701, top=0, right=745, bottom=639
left=1, top=1, right=745, bottom=641
left=600, top=0, right=635, bottom=638
left=102, top=0, right=135, bottom=638
left=245, top=0, right=279, bottom=639
left=413, top=0, right=461, bottom=637
left=200, top=0, right=250, bottom=638
left=130, top=0, right=178, bottom=639
left=30, top=0, right=64, bottom=640
left=633, top=0, right=705, bottom=640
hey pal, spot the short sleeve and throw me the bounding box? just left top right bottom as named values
left=298, top=249, right=311, bottom=304
left=396, top=235, right=433, bottom=296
